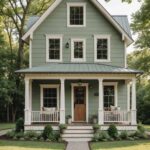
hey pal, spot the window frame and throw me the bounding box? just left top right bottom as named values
left=103, top=82, right=118, bottom=110
left=71, top=38, right=86, bottom=62
left=46, top=34, right=63, bottom=62
left=94, top=35, right=111, bottom=62
left=67, top=3, right=86, bottom=27
left=40, top=84, right=60, bottom=110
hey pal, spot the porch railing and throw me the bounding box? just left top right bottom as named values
left=104, top=111, right=130, bottom=123
left=31, top=111, right=59, bottom=123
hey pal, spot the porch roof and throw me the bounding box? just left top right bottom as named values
left=16, top=63, right=143, bottom=74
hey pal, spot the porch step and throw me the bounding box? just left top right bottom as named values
left=61, top=125, right=94, bottom=142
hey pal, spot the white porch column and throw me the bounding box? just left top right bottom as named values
left=98, top=78, right=104, bottom=125
left=131, top=78, right=137, bottom=125
left=60, top=78, right=65, bottom=124
left=24, top=78, right=31, bottom=125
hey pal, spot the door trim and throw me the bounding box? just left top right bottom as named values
left=71, top=83, right=89, bottom=122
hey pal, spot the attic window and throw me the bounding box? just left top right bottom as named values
left=94, top=35, right=111, bottom=62
left=67, top=3, right=86, bottom=27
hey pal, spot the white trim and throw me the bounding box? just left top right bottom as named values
left=71, top=83, right=89, bottom=122
left=40, top=84, right=60, bottom=111
left=29, top=34, right=33, bottom=68
left=46, top=34, right=63, bottom=62
left=103, top=82, right=118, bottom=107
left=90, top=0, right=133, bottom=46
left=71, top=38, right=86, bottom=62
left=22, top=0, right=62, bottom=40
left=67, top=3, right=86, bottom=27
left=94, top=35, right=111, bottom=62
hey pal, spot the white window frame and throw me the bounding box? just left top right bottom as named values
left=40, top=84, right=60, bottom=111
left=71, top=38, right=86, bottom=62
left=67, top=3, right=86, bottom=27
left=103, top=82, right=118, bottom=108
left=46, top=34, right=63, bottom=62
left=94, top=35, right=111, bottom=62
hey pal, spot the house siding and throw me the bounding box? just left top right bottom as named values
left=32, top=0, right=125, bottom=67
left=32, top=80, right=127, bottom=122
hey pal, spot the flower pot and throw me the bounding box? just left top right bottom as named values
left=67, top=118, right=72, bottom=124
left=93, top=118, right=97, bottom=124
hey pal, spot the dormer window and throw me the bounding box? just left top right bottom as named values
left=94, top=35, right=111, bottom=62
left=46, top=35, right=62, bottom=62
left=67, top=3, right=86, bottom=27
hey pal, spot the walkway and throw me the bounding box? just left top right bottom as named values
left=66, top=142, right=90, bottom=150
left=0, top=129, right=12, bottom=136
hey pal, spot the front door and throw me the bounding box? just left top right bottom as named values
left=74, top=86, right=86, bottom=122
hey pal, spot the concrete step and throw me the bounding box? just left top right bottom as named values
left=67, top=126, right=93, bottom=130
left=61, top=133, right=94, bottom=138
left=64, top=129, right=93, bottom=134
left=62, top=137, right=92, bottom=142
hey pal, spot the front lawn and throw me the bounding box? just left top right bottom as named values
left=0, top=123, right=15, bottom=131
left=0, top=140, right=65, bottom=150
left=91, top=140, right=150, bottom=150
left=144, top=125, right=150, bottom=132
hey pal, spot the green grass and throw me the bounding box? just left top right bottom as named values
left=91, top=140, right=150, bottom=150
left=0, top=123, right=15, bottom=131
left=144, top=125, right=150, bottom=132
left=0, top=140, right=65, bottom=150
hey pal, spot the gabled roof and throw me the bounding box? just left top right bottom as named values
left=22, top=0, right=133, bottom=45
left=16, top=63, right=143, bottom=74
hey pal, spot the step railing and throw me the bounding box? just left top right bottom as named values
left=31, top=111, right=59, bottom=123
left=104, top=110, right=130, bottom=123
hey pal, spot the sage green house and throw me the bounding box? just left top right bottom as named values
left=17, top=0, right=142, bottom=135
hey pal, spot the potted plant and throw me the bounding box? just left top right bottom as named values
left=66, top=115, right=72, bottom=124
left=93, top=124, right=100, bottom=133
left=92, top=115, right=98, bottom=124
left=59, top=124, right=67, bottom=134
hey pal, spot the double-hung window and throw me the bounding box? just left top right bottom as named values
left=41, top=85, right=59, bottom=110
left=46, top=35, right=62, bottom=62
left=67, top=3, right=86, bottom=27
left=94, top=35, right=110, bottom=62
left=71, top=39, right=86, bottom=62
left=103, top=83, right=118, bottom=111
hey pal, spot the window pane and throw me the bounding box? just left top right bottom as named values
left=70, top=6, right=84, bottom=25
left=49, top=39, right=60, bottom=60
left=97, top=39, right=108, bottom=60
left=104, top=86, right=115, bottom=110
left=43, top=88, right=57, bottom=108
left=74, top=41, right=83, bottom=59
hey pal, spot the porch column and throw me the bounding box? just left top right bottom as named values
left=60, top=78, right=65, bottom=124
left=98, top=78, right=104, bottom=125
left=24, top=78, right=31, bottom=125
left=131, top=78, right=137, bottom=125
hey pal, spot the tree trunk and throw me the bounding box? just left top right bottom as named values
left=7, top=105, right=10, bottom=122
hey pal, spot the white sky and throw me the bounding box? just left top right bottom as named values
left=98, top=0, right=143, bottom=53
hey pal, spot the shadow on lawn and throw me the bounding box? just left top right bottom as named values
left=0, top=140, right=65, bottom=149
left=91, top=140, right=150, bottom=149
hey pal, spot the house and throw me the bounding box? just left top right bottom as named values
left=17, top=0, right=142, bottom=141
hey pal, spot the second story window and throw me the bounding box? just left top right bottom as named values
left=94, top=35, right=111, bottom=62
left=46, top=35, right=62, bottom=62
left=71, top=39, right=86, bottom=62
left=67, top=3, right=86, bottom=27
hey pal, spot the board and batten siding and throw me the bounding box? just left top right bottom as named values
left=32, top=80, right=127, bottom=121
left=32, top=0, right=125, bottom=67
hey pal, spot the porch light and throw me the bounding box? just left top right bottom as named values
left=65, top=42, right=69, bottom=48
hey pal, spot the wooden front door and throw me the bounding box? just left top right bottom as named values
left=74, top=86, right=86, bottom=122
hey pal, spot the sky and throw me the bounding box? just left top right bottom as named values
left=98, top=0, right=143, bottom=53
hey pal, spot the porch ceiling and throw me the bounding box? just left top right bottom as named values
left=16, top=63, right=142, bottom=74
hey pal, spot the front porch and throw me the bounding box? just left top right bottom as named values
left=24, top=73, right=137, bottom=129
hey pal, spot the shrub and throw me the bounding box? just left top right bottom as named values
left=107, top=124, right=118, bottom=139
left=59, top=124, right=67, bottom=134
left=48, top=131, right=60, bottom=142
left=15, top=132, right=24, bottom=139
left=92, top=133, right=99, bottom=142
left=93, top=124, right=100, bottom=133
left=137, top=123, right=145, bottom=133
left=134, top=130, right=148, bottom=139
left=6, top=130, right=15, bottom=138
left=24, top=131, right=38, bottom=139
left=15, top=118, right=24, bottom=132
left=42, top=125, right=53, bottom=140
left=120, top=131, right=128, bottom=140
left=99, top=131, right=110, bottom=141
